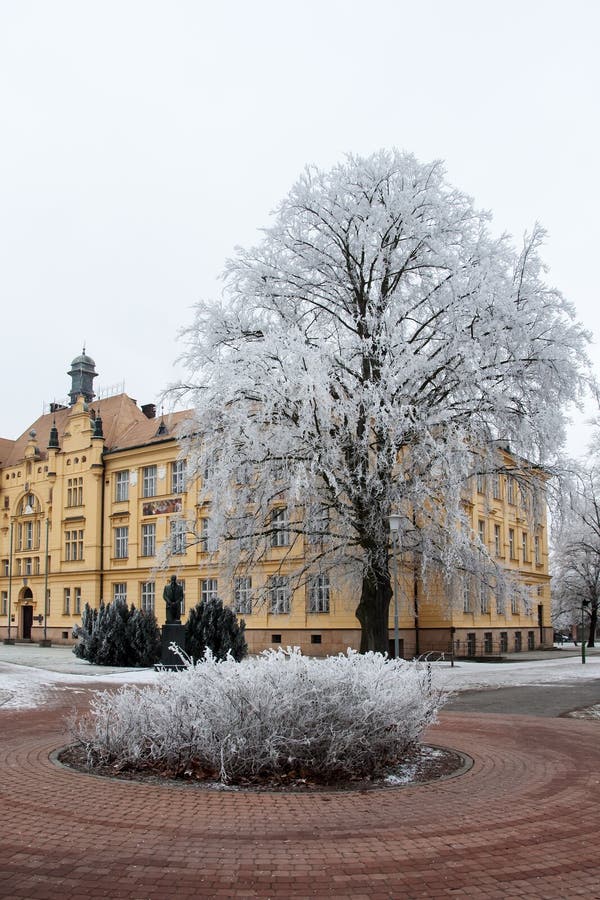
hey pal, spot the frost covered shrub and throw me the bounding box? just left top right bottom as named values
left=72, top=649, right=442, bottom=783
left=73, top=599, right=161, bottom=667
left=185, top=598, right=247, bottom=662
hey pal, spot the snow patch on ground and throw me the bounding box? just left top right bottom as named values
left=1, top=652, right=600, bottom=712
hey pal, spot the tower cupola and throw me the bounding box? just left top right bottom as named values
left=68, top=347, right=98, bottom=405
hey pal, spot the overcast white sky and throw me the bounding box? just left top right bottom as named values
left=1, top=0, right=598, bottom=454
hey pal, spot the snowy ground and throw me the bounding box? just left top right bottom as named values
left=0, top=645, right=599, bottom=712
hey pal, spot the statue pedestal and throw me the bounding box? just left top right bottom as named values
left=159, top=623, right=186, bottom=669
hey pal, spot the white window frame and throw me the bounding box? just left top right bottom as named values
left=115, top=526, right=129, bottom=559
left=115, top=470, right=129, bottom=502
left=271, top=508, right=290, bottom=547
left=63, top=588, right=71, bottom=615
left=141, top=581, right=155, bottom=613
left=171, top=459, right=186, bottom=494
left=233, top=576, right=253, bottom=614
left=141, top=522, right=156, bottom=557
left=308, top=574, right=330, bottom=613
left=142, top=465, right=157, bottom=498
left=200, top=578, right=218, bottom=603
left=170, top=518, right=187, bottom=555
left=113, top=583, right=127, bottom=602
left=269, top=575, right=291, bottom=614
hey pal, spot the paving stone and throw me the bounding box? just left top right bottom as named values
left=1, top=690, right=600, bottom=897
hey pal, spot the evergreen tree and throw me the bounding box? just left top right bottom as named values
left=185, top=598, right=247, bottom=662
left=73, top=602, right=98, bottom=660
left=128, top=606, right=161, bottom=666
left=72, top=598, right=161, bottom=666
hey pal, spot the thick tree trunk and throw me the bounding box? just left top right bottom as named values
left=356, top=569, right=392, bottom=654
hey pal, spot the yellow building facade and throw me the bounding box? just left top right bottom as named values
left=0, top=353, right=552, bottom=656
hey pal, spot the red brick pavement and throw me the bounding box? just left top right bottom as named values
left=1, top=685, right=599, bottom=899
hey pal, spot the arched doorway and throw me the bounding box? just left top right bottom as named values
left=20, top=588, right=34, bottom=640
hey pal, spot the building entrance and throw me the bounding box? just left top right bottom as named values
left=21, top=605, right=33, bottom=640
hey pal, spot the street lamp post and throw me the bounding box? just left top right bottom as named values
left=388, top=515, right=401, bottom=659
left=581, top=600, right=590, bottom=665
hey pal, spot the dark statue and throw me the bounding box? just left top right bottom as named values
left=163, top=574, right=183, bottom=624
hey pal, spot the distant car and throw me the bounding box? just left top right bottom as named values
left=554, top=632, right=573, bottom=644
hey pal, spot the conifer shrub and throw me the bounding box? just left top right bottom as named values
left=71, top=648, right=442, bottom=783
left=73, top=599, right=161, bottom=667
left=185, top=597, right=247, bottom=662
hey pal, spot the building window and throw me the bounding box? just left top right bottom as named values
left=271, top=508, right=290, bottom=547
left=171, top=459, right=186, bottom=494
left=307, top=505, right=330, bottom=544
left=507, top=477, right=516, bottom=505
left=67, top=477, right=83, bottom=507
left=113, top=583, right=127, bottom=602
left=462, top=579, right=472, bottom=613
left=25, top=521, right=33, bottom=550
left=63, top=588, right=71, bottom=615
left=308, top=574, right=330, bottom=613
left=509, top=528, right=516, bottom=559
left=65, top=529, right=84, bottom=561
left=268, top=575, right=291, bottom=614
left=2, top=560, right=7, bottom=576
left=527, top=630, right=535, bottom=650
left=467, top=632, right=476, bottom=656
left=24, top=558, right=32, bottom=576
left=500, top=632, right=508, bottom=653
left=141, top=581, right=155, bottom=613
left=496, top=590, right=505, bottom=616
left=74, top=587, right=81, bottom=615
left=511, top=594, right=519, bottom=615
left=484, top=632, right=493, bottom=653
left=476, top=473, right=485, bottom=494
left=311, top=634, right=322, bottom=644
left=271, top=633, right=282, bottom=644
left=115, top=526, right=129, bottom=559
left=514, top=631, right=522, bottom=652
left=200, top=578, right=218, bottom=603
left=233, top=576, right=253, bottom=615
left=199, top=517, right=217, bottom=552
left=522, top=532, right=528, bottom=562
left=235, top=463, right=252, bottom=485
left=141, top=523, right=156, bottom=557
left=170, top=519, right=187, bottom=555
left=477, top=520, right=485, bottom=546
left=34, top=557, right=40, bottom=575
left=115, top=470, right=129, bottom=502
left=534, top=535, right=541, bottom=565
left=142, top=465, right=157, bottom=498
left=480, top=583, right=489, bottom=615
left=492, top=474, right=502, bottom=500
left=494, top=524, right=501, bottom=556
left=1, top=592, right=7, bottom=615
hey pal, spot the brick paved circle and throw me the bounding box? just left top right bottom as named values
left=1, top=686, right=600, bottom=898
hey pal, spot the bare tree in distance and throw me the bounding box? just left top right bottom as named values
left=174, top=149, right=589, bottom=653
left=552, top=467, right=600, bottom=647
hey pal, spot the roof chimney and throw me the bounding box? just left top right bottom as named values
left=142, top=403, right=156, bottom=419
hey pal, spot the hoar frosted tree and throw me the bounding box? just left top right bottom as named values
left=552, top=468, right=600, bottom=647
left=174, top=150, right=588, bottom=653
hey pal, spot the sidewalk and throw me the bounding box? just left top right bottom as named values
left=2, top=640, right=598, bottom=674
left=0, top=641, right=150, bottom=676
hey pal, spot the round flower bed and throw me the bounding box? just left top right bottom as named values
left=68, top=648, right=451, bottom=787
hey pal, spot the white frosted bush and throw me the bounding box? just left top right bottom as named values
left=72, top=648, right=443, bottom=783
